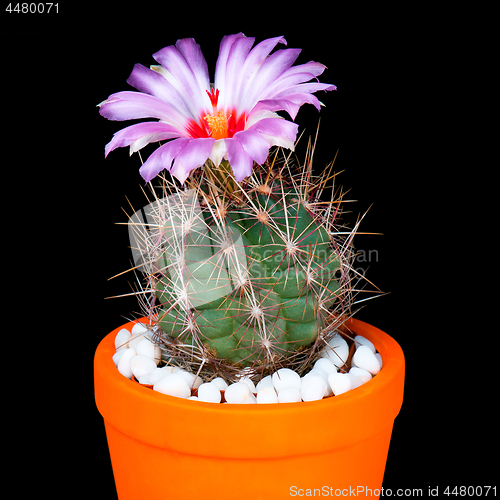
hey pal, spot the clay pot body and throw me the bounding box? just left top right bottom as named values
left=94, top=318, right=405, bottom=500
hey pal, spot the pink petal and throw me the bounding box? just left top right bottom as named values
left=214, top=33, right=248, bottom=105
left=99, top=91, right=187, bottom=128
left=218, top=35, right=287, bottom=113
left=170, top=137, right=215, bottom=184
left=232, top=130, right=270, bottom=165
left=247, top=117, right=298, bottom=142
left=126, top=63, right=191, bottom=117
left=264, top=77, right=336, bottom=103
left=274, top=82, right=337, bottom=98
left=174, top=38, right=211, bottom=93
left=153, top=41, right=211, bottom=120
left=238, top=48, right=302, bottom=113
left=249, top=99, right=302, bottom=121
left=285, top=61, right=328, bottom=78
left=105, top=122, right=184, bottom=157
left=270, top=61, right=329, bottom=88
left=243, top=36, right=287, bottom=68
left=216, top=36, right=255, bottom=110
left=261, top=72, right=321, bottom=97
left=225, top=138, right=254, bottom=182
left=139, top=138, right=190, bottom=182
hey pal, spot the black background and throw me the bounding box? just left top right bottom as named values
left=3, top=7, right=491, bottom=499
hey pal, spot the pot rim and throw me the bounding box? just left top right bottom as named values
left=94, top=317, right=405, bottom=458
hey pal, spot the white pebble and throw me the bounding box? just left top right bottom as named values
left=277, top=386, right=301, bottom=403
left=131, top=322, right=149, bottom=336
left=238, top=376, right=256, bottom=393
left=114, top=328, right=131, bottom=350
left=211, top=377, right=229, bottom=391
left=129, top=323, right=150, bottom=349
left=135, top=338, right=161, bottom=365
left=149, top=366, right=175, bottom=385
left=256, top=386, right=278, bottom=404
left=178, top=370, right=203, bottom=390
left=117, top=348, right=137, bottom=379
left=300, top=373, right=328, bottom=401
left=375, top=352, right=383, bottom=367
left=138, top=373, right=152, bottom=385
left=354, top=335, right=376, bottom=353
left=272, top=368, right=301, bottom=392
left=328, top=372, right=352, bottom=396
left=153, top=373, right=191, bottom=399
left=197, top=382, right=222, bottom=403
left=349, top=366, right=372, bottom=384
left=112, top=348, right=126, bottom=367
left=347, top=373, right=365, bottom=389
left=192, top=375, right=204, bottom=389
left=320, top=333, right=349, bottom=369
left=306, top=369, right=333, bottom=396
left=313, top=357, right=338, bottom=376
left=130, top=355, right=157, bottom=380
left=225, top=382, right=256, bottom=404
left=255, top=375, right=273, bottom=392
left=352, top=345, right=381, bottom=375
left=188, top=395, right=199, bottom=400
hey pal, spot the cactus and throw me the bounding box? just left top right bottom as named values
left=129, top=150, right=354, bottom=381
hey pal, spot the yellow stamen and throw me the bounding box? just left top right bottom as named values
left=203, top=110, right=230, bottom=140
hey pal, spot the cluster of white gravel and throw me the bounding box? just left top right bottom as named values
left=112, top=322, right=382, bottom=403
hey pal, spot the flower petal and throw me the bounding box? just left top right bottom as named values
left=264, top=78, right=336, bottom=104
left=225, top=138, right=254, bottom=182
left=216, top=35, right=288, bottom=114
left=105, top=122, right=184, bottom=157
left=233, top=130, right=270, bottom=165
left=247, top=118, right=299, bottom=150
left=99, top=91, right=187, bottom=128
left=214, top=33, right=248, bottom=106
left=208, top=139, right=227, bottom=168
left=273, top=82, right=337, bottom=99
left=238, top=48, right=302, bottom=113
left=215, top=35, right=255, bottom=111
left=170, top=137, right=215, bottom=185
left=126, top=63, right=191, bottom=117
left=265, top=61, right=330, bottom=94
left=139, top=138, right=190, bottom=182
left=153, top=39, right=211, bottom=119
left=243, top=35, right=287, bottom=69
left=248, top=99, right=302, bottom=121
left=284, top=61, right=329, bottom=78
left=175, top=38, right=211, bottom=98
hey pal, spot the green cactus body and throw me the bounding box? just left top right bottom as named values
left=155, top=189, right=341, bottom=367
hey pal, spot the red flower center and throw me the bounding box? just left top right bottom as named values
left=185, top=88, right=247, bottom=140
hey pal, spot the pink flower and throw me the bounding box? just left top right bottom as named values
left=99, top=34, right=336, bottom=184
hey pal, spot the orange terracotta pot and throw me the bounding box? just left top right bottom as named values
left=94, top=318, right=404, bottom=500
